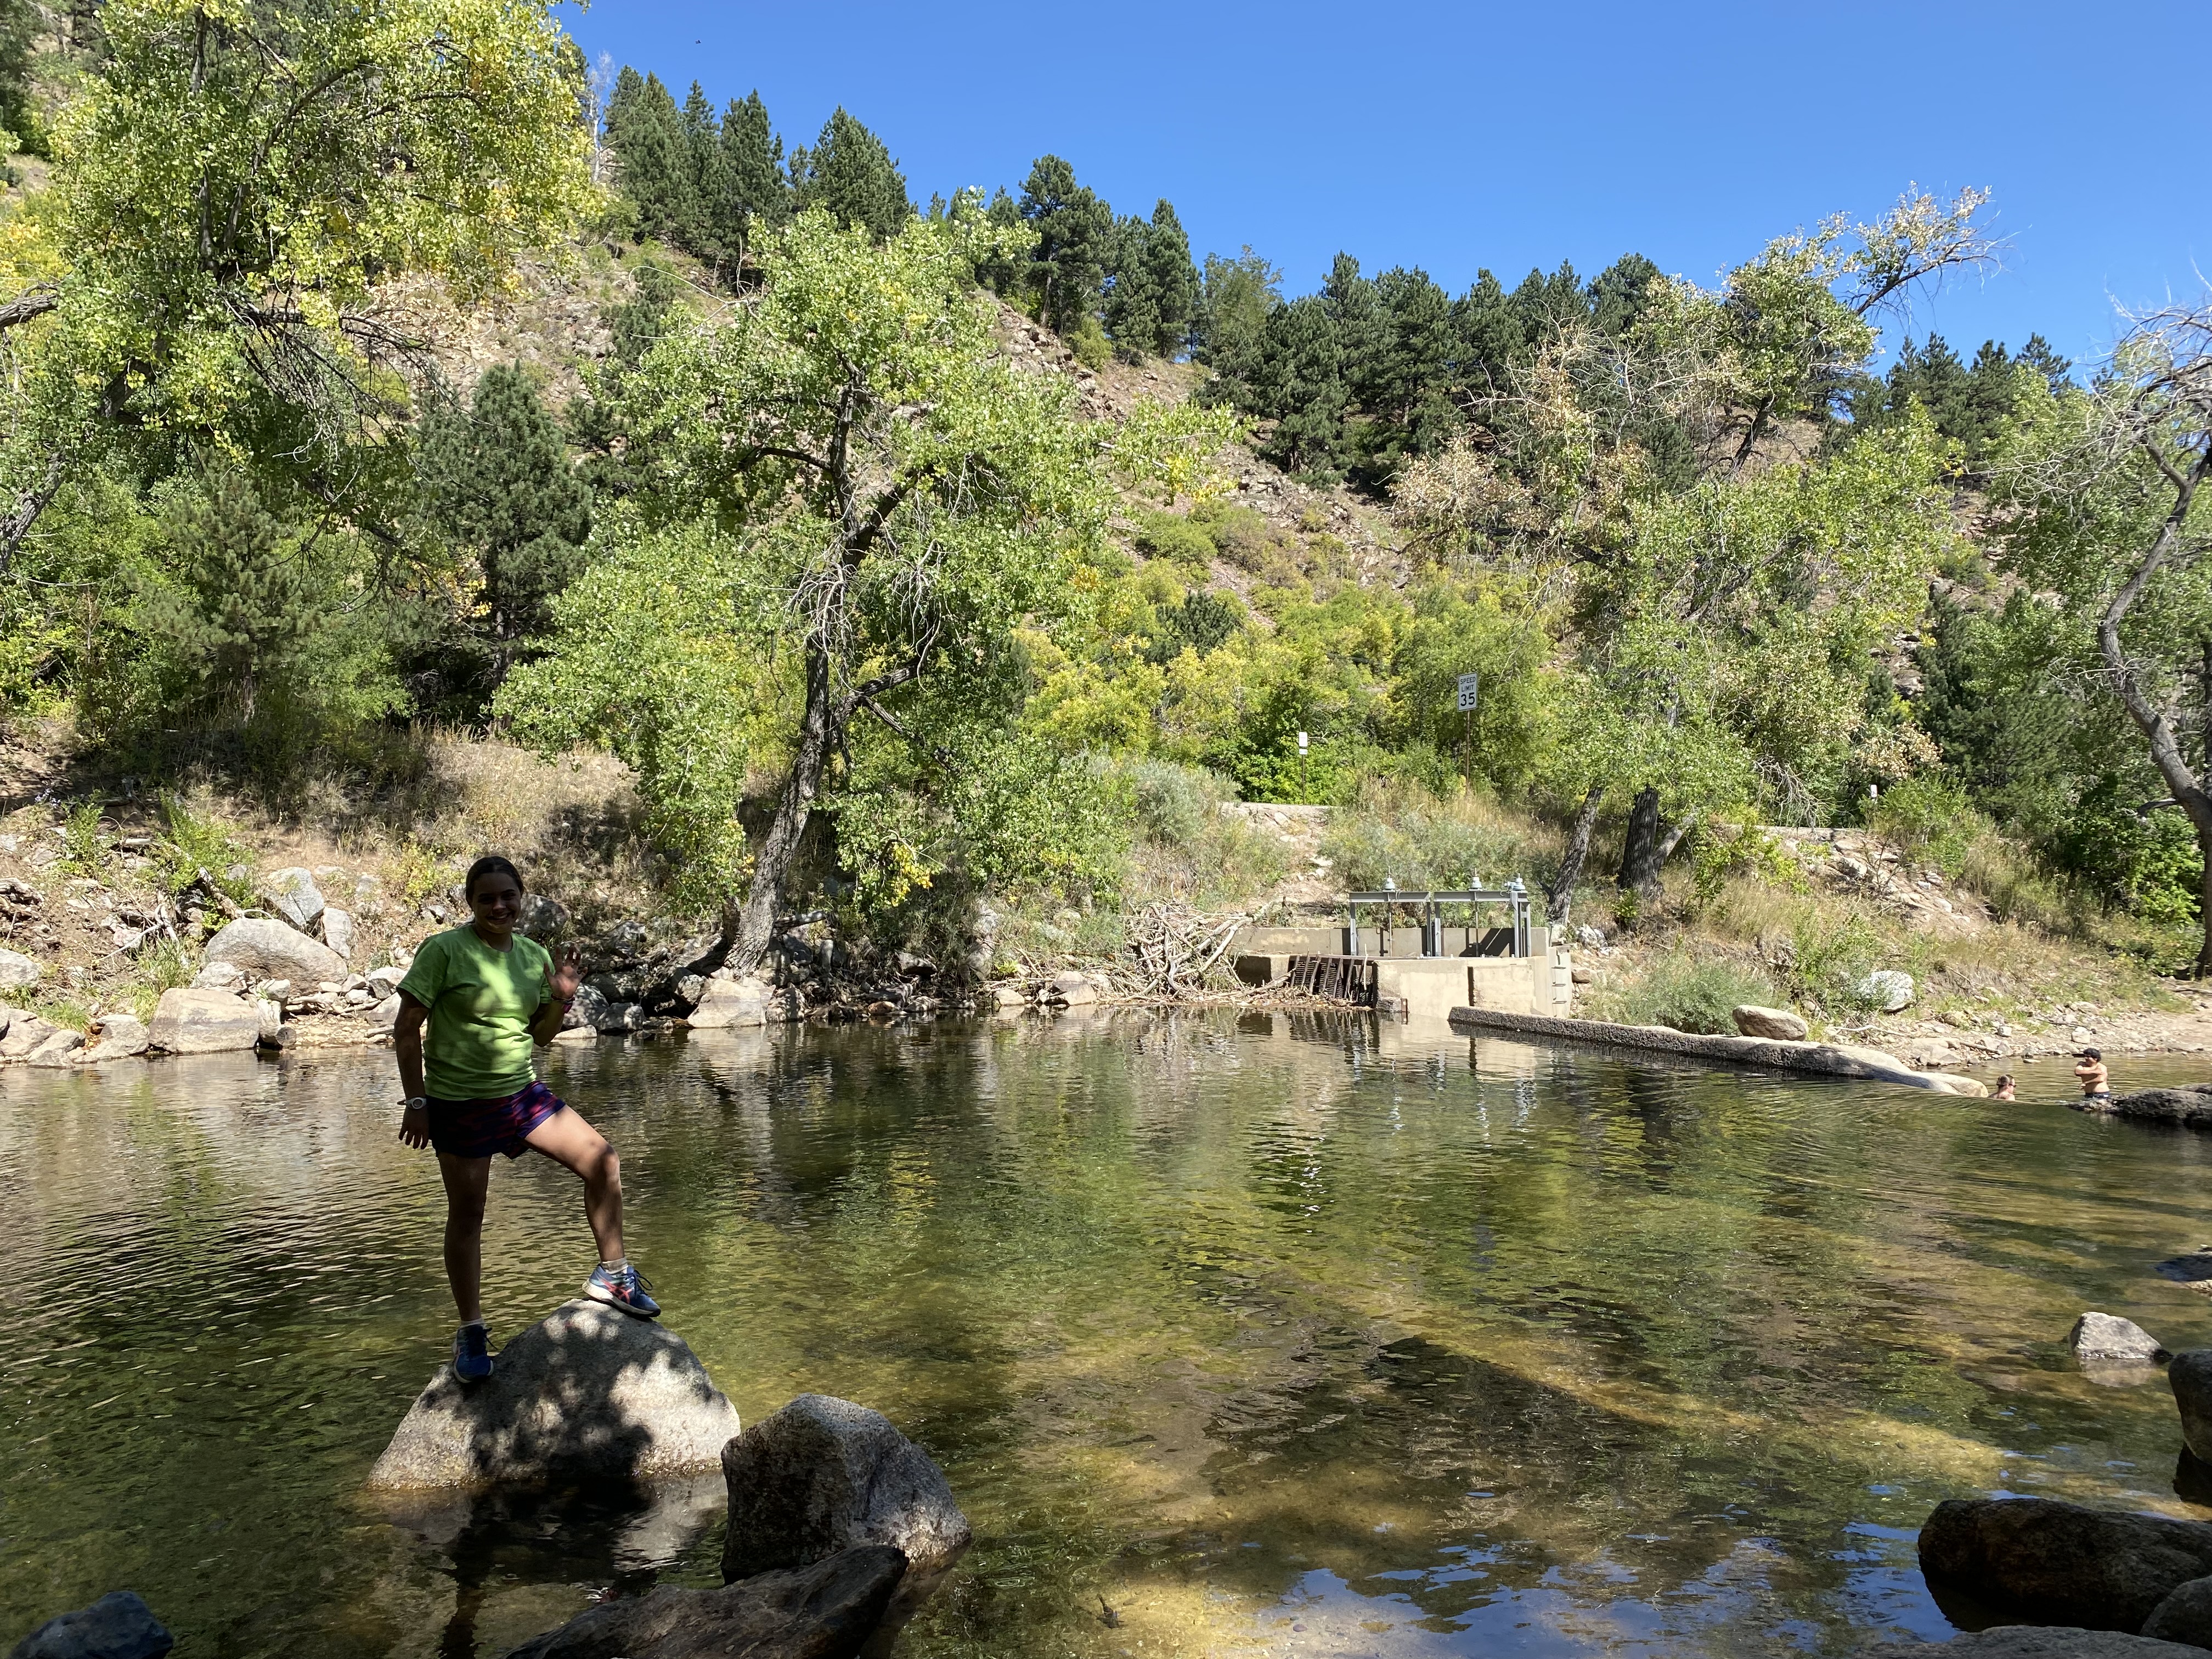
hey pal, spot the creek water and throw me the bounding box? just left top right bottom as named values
left=3, top=1015, right=2209, bottom=1659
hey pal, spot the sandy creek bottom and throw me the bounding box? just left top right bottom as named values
left=2, top=1013, right=2208, bottom=1658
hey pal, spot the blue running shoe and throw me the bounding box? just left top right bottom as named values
left=585, top=1262, right=661, bottom=1319
left=453, top=1322, right=494, bottom=1383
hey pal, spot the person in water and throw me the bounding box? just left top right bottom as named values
left=394, top=854, right=658, bottom=1384
left=1993, top=1074, right=2017, bottom=1102
left=2074, top=1047, right=2111, bottom=1101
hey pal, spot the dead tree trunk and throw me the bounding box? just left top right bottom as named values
left=1545, top=787, right=1603, bottom=924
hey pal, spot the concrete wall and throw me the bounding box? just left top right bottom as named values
left=1375, top=949, right=1571, bottom=1020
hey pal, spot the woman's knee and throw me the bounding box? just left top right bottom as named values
left=592, top=1141, right=622, bottom=1189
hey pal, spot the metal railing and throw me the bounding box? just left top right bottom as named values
left=1344, top=879, right=1531, bottom=960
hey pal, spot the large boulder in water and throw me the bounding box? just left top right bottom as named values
left=8, top=1590, right=173, bottom=1659
left=2073, top=1312, right=2167, bottom=1363
left=501, top=1546, right=905, bottom=1659
left=721, top=1393, right=970, bottom=1648
left=201, top=917, right=346, bottom=985
left=2145, top=1575, right=2212, bottom=1646
left=1918, top=1496, right=2212, bottom=1632
left=2172, top=1351, right=2212, bottom=1462
left=1859, top=1629, right=2210, bottom=1658
left=366, top=1300, right=739, bottom=1491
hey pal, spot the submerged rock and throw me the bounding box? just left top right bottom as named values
left=8, top=1590, right=173, bottom=1659
left=2145, top=1575, right=2212, bottom=1646
left=201, top=918, right=347, bottom=985
left=2072, top=1312, right=2166, bottom=1363
left=2172, top=1351, right=2212, bottom=1462
left=1731, top=1005, right=1808, bottom=1040
left=1918, top=1496, right=2212, bottom=1632
left=501, top=1545, right=905, bottom=1659
left=146, top=989, right=261, bottom=1056
left=2085, top=1087, right=2212, bottom=1130
left=722, top=1393, right=971, bottom=1646
left=366, top=1299, right=740, bottom=1491
left=1859, top=1629, right=2208, bottom=1658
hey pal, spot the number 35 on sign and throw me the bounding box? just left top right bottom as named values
left=1455, top=673, right=1480, bottom=712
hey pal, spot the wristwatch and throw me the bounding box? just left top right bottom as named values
left=403, top=1096, right=427, bottom=1111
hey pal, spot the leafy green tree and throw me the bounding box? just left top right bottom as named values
left=1018, top=155, right=1114, bottom=335
left=789, top=109, right=911, bottom=240
left=570, top=257, right=687, bottom=501
left=501, top=206, right=1232, bottom=965
left=0, top=0, right=594, bottom=565
left=416, top=366, right=592, bottom=690
left=1989, top=301, right=2212, bottom=971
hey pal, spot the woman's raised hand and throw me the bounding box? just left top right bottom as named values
left=551, top=941, right=583, bottom=1004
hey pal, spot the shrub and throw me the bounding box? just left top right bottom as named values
left=155, top=794, right=255, bottom=905
left=61, top=800, right=112, bottom=876
left=1132, top=511, right=1217, bottom=579
left=1319, top=778, right=1542, bottom=893
left=1604, top=954, right=1781, bottom=1035
left=1125, top=758, right=1233, bottom=846
left=1867, top=773, right=1978, bottom=878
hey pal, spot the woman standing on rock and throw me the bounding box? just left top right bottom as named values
left=394, top=855, right=658, bottom=1384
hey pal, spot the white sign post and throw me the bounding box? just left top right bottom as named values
left=1455, top=674, right=1479, bottom=781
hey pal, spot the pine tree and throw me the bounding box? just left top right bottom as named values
left=605, top=69, right=696, bottom=245
left=1193, top=248, right=1280, bottom=406
left=974, top=187, right=1028, bottom=297
left=417, top=366, right=593, bottom=686
left=716, top=91, right=790, bottom=268
left=0, top=0, right=35, bottom=148
left=1257, top=295, right=1345, bottom=478
left=1588, top=253, right=1664, bottom=337
left=1138, top=200, right=1199, bottom=357
left=789, top=109, right=911, bottom=240
left=2014, top=333, right=2072, bottom=394
left=1452, top=270, right=1520, bottom=394
left=142, top=470, right=316, bottom=718
left=1325, top=253, right=1385, bottom=410
left=1105, top=200, right=1199, bottom=359
left=1103, top=214, right=1161, bottom=359
left=679, top=82, right=729, bottom=266
left=1018, top=155, right=1114, bottom=335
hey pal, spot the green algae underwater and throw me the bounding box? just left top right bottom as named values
left=3, top=1014, right=2209, bottom=1658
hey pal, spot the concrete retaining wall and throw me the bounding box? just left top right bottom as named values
left=1444, top=1006, right=1988, bottom=1096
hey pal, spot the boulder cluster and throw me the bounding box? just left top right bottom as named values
left=15, top=1304, right=972, bottom=1659
left=1899, top=1313, right=2212, bottom=1654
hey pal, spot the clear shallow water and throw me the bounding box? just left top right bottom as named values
left=3, top=1015, right=2210, bottom=1659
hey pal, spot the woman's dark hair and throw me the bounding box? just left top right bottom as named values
left=464, top=855, right=524, bottom=901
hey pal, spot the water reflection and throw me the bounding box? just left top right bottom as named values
left=2, top=1018, right=2210, bottom=1657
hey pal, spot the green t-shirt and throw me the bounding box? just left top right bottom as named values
left=397, top=927, right=554, bottom=1100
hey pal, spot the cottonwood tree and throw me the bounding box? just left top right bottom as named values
left=1993, top=300, right=2212, bottom=973
left=501, top=206, right=1233, bottom=969
left=0, top=0, right=594, bottom=566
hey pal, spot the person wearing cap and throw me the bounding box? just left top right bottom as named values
left=2074, top=1048, right=2110, bottom=1101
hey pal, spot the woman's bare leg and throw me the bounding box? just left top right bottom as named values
left=437, top=1153, right=493, bottom=1324
left=524, top=1107, right=624, bottom=1263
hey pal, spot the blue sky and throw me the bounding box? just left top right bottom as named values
left=562, top=0, right=2207, bottom=371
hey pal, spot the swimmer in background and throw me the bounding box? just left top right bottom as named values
left=1993, top=1074, right=2016, bottom=1101
left=2074, top=1048, right=2110, bottom=1101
